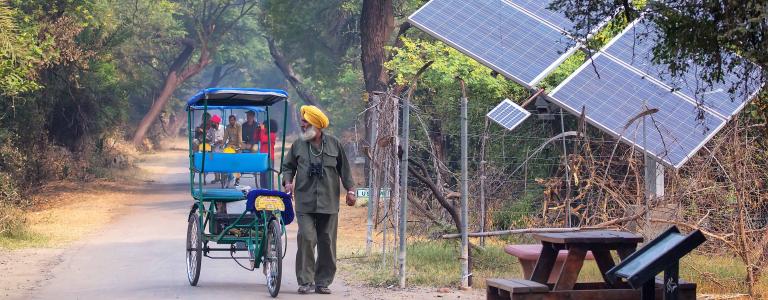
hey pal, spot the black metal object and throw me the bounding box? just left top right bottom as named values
left=664, top=261, right=680, bottom=300
left=606, top=226, right=706, bottom=300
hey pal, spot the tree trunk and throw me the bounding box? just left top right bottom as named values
left=408, top=159, right=462, bottom=232
left=360, top=0, right=395, bottom=185
left=266, top=36, right=321, bottom=107
left=290, top=101, right=301, bottom=134
left=360, top=0, right=394, bottom=95
left=166, top=108, right=186, bottom=138
left=207, top=65, right=229, bottom=88
left=131, top=42, right=211, bottom=147
left=132, top=72, right=183, bottom=146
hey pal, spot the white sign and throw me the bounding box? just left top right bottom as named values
left=356, top=188, right=391, bottom=199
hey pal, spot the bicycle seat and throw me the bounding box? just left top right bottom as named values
left=245, top=190, right=294, bottom=224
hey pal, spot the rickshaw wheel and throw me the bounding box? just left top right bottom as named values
left=186, top=210, right=202, bottom=286
left=265, top=219, right=282, bottom=297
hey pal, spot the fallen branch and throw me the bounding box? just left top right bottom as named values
left=589, top=207, right=646, bottom=228
left=407, top=193, right=451, bottom=229
left=441, top=227, right=583, bottom=239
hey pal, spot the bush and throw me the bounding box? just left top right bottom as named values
left=0, top=202, right=26, bottom=237
left=492, top=186, right=542, bottom=230
left=0, top=172, right=26, bottom=237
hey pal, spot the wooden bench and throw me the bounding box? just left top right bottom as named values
left=504, top=244, right=595, bottom=283
left=486, top=279, right=548, bottom=300
left=486, top=278, right=696, bottom=300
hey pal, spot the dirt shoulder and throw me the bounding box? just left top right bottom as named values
left=0, top=155, right=155, bottom=299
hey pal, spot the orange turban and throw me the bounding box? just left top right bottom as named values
left=300, top=105, right=329, bottom=129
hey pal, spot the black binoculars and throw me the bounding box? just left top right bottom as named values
left=308, top=162, right=324, bottom=178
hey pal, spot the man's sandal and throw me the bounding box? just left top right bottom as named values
left=297, top=283, right=313, bottom=294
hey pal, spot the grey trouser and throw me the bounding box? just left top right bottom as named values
left=295, top=213, right=338, bottom=287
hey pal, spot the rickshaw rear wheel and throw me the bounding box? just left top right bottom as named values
left=186, top=209, right=202, bottom=286
left=265, top=219, right=282, bottom=297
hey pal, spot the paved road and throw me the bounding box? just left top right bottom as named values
left=31, top=151, right=353, bottom=299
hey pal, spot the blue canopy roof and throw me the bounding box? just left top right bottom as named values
left=186, top=88, right=288, bottom=107
left=188, top=105, right=266, bottom=112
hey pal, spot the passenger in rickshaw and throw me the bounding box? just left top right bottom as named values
left=192, top=113, right=214, bottom=184
left=192, top=112, right=211, bottom=151
left=224, top=114, right=243, bottom=186
left=208, top=114, right=226, bottom=184
left=241, top=110, right=259, bottom=152
left=258, top=118, right=278, bottom=188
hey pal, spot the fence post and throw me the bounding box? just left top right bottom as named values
left=398, top=96, right=410, bottom=288
left=366, top=97, right=380, bottom=256
left=459, top=79, right=470, bottom=289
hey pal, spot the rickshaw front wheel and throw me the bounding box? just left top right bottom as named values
left=265, top=219, right=282, bottom=297
left=186, top=209, right=203, bottom=286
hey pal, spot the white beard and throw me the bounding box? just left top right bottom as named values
left=300, top=126, right=318, bottom=141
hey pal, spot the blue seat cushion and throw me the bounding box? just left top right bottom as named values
left=192, top=188, right=246, bottom=201
left=245, top=190, right=294, bottom=225
left=193, top=152, right=269, bottom=173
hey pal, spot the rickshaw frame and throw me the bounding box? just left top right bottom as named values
left=184, top=88, right=290, bottom=298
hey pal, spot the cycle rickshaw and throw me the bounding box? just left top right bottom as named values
left=185, top=88, right=292, bottom=297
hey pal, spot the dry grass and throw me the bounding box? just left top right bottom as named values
left=0, top=171, right=146, bottom=249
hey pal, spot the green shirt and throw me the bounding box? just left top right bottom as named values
left=282, top=134, right=355, bottom=214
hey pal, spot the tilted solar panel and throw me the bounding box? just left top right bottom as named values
left=487, top=99, right=531, bottom=131
left=408, top=0, right=576, bottom=88
left=604, top=20, right=764, bottom=119
left=504, top=0, right=576, bottom=32
left=548, top=53, right=727, bottom=168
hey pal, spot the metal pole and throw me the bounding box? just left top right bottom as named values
left=479, top=118, right=489, bottom=247
left=266, top=106, right=272, bottom=189
left=366, top=102, right=379, bottom=256
left=381, top=182, right=388, bottom=268
left=398, top=97, right=410, bottom=288
left=279, top=100, right=288, bottom=192
left=459, top=81, right=470, bottom=289
left=642, top=100, right=664, bottom=231
left=643, top=100, right=648, bottom=217
left=559, top=108, right=571, bottom=227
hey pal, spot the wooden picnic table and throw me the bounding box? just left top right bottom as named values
left=530, top=230, right=644, bottom=291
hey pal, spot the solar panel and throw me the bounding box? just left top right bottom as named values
left=487, top=99, right=531, bottom=131
left=604, top=20, right=764, bottom=119
left=408, top=0, right=577, bottom=87
left=504, top=0, right=578, bottom=32
left=548, top=53, right=727, bottom=168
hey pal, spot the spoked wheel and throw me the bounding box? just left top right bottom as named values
left=264, top=219, right=282, bottom=297
left=186, top=209, right=202, bottom=286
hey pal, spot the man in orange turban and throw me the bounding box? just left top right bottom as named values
left=282, top=105, right=356, bottom=294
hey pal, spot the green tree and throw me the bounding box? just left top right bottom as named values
left=0, top=2, right=46, bottom=97
left=260, top=0, right=367, bottom=131
left=130, top=0, right=259, bottom=147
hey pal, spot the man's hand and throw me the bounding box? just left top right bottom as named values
left=346, top=191, right=356, bottom=206
left=284, top=182, right=294, bottom=194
